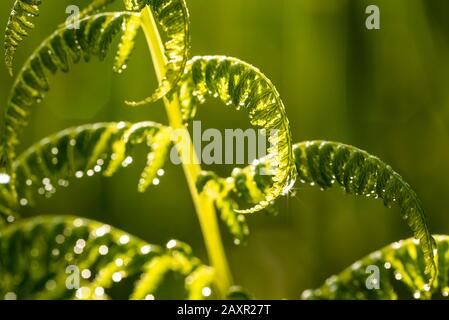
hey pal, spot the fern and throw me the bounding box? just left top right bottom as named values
left=1, top=12, right=138, bottom=183
left=179, top=56, right=297, bottom=214
left=4, top=0, right=115, bottom=75
left=124, top=0, right=191, bottom=105
left=4, top=0, right=41, bottom=75
left=197, top=171, right=249, bottom=245
left=0, top=122, right=172, bottom=223
left=113, top=13, right=141, bottom=73
left=227, top=140, right=436, bottom=282
left=302, top=235, right=449, bottom=300
left=0, top=216, right=213, bottom=299
left=1, top=0, right=440, bottom=301
left=5, top=0, right=191, bottom=103
left=293, top=141, right=436, bottom=280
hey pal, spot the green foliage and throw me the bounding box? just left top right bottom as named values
left=180, top=56, right=297, bottom=214
left=1, top=12, right=139, bottom=182
left=302, top=235, right=449, bottom=300
left=293, top=141, right=436, bottom=280
left=4, top=0, right=115, bottom=75
left=0, top=0, right=442, bottom=301
left=0, top=216, right=213, bottom=299
left=197, top=171, right=249, bottom=245
left=125, top=0, right=190, bottom=105
left=228, top=140, right=436, bottom=282
left=0, top=122, right=172, bottom=223
left=114, top=13, right=141, bottom=73
left=5, top=0, right=190, bottom=100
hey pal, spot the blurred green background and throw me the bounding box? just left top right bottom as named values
left=1, top=0, right=449, bottom=299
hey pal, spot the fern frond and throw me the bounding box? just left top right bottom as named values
left=0, top=122, right=172, bottom=221
left=293, top=141, right=436, bottom=280
left=130, top=240, right=205, bottom=299
left=197, top=171, right=249, bottom=245
left=4, top=0, right=41, bottom=76
left=0, top=12, right=139, bottom=184
left=4, top=0, right=117, bottom=75
left=0, top=216, right=212, bottom=299
left=179, top=56, right=297, bottom=214
left=302, top=235, right=449, bottom=300
left=113, top=13, right=141, bottom=73
left=231, top=140, right=436, bottom=282
left=124, top=0, right=191, bottom=105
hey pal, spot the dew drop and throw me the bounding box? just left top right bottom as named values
left=0, top=173, right=11, bottom=184
left=202, top=287, right=212, bottom=297
left=112, top=272, right=122, bottom=282
left=95, top=287, right=105, bottom=297
left=166, top=240, right=177, bottom=249
left=99, top=245, right=109, bottom=255
left=81, top=269, right=91, bottom=279
left=119, top=235, right=130, bottom=245
left=140, top=245, right=152, bottom=254
left=46, top=280, right=56, bottom=291
left=122, top=156, right=133, bottom=167
left=115, top=258, right=124, bottom=267
left=76, top=287, right=90, bottom=299
left=442, top=287, right=449, bottom=297
left=95, top=225, right=110, bottom=237
left=55, top=234, right=65, bottom=244
left=73, top=218, right=84, bottom=227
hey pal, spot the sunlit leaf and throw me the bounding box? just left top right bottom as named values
left=233, top=140, right=436, bottom=281
left=0, top=12, right=139, bottom=187
left=302, top=235, right=449, bottom=300
left=0, top=216, right=213, bottom=299
left=0, top=122, right=172, bottom=223
left=181, top=56, right=297, bottom=214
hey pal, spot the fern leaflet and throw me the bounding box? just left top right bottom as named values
left=302, top=235, right=449, bottom=300
left=5, top=0, right=191, bottom=103
left=179, top=56, right=297, bottom=214
left=125, top=0, right=191, bottom=105
left=230, top=140, right=436, bottom=282
left=1, top=12, right=139, bottom=185
left=197, top=171, right=250, bottom=245
left=0, top=122, right=172, bottom=223
left=0, top=216, right=213, bottom=299
left=4, top=0, right=116, bottom=75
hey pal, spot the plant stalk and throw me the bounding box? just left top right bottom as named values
left=139, top=6, right=233, bottom=298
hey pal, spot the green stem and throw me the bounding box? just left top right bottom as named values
left=139, top=6, right=233, bottom=298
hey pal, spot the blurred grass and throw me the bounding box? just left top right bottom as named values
left=1, top=0, right=449, bottom=299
